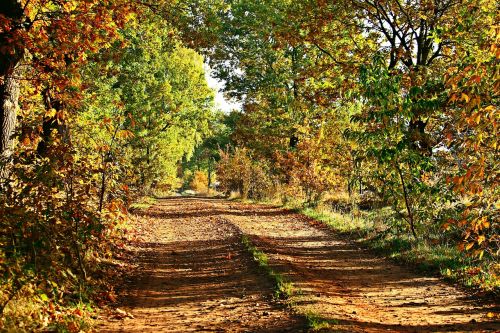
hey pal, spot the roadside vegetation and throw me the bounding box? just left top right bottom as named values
left=300, top=204, right=498, bottom=293
left=195, top=0, right=498, bottom=296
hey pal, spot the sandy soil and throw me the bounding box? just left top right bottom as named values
left=96, top=197, right=306, bottom=332
left=97, top=197, right=499, bottom=332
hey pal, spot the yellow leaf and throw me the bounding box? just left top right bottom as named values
left=118, top=130, right=135, bottom=139
left=474, top=113, right=481, bottom=124
left=45, top=108, right=57, bottom=118
left=482, top=105, right=495, bottom=113
left=465, top=242, right=474, bottom=251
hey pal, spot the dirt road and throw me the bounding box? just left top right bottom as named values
left=98, top=197, right=499, bottom=332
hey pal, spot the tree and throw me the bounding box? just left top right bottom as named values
left=443, top=0, right=498, bottom=256
left=0, top=1, right=24, bottom=177
left=0, top=0, right=135, bottom=177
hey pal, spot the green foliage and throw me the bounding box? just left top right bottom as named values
left=300, top=201, right=499, bottom=293
left=182, top=110, right=239, bottom=191
left=79, top=15, right=215, bottom=193
left=0, top=0, right=498, bottom=329
left=351, top=55, right=450, bottom=239
left=191, top=0, right=498, bottom=269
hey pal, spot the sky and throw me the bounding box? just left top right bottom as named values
left=204, top=65, right=242, bottom=113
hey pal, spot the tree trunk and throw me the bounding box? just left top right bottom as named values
left=37, top=88, right=70, bottom=156
left=0, top=65, right=21, bottom=179
left=207, top=157, right=214, bottom=192
left=98, top=163, right=106, bottom=213
left=0, top=0, right=25, bottom=179
left=396, top=164, right=418, bottom=240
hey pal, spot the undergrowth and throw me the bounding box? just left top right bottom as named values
left=0, top=196, right=149, bottom=332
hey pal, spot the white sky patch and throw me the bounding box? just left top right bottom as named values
left=204, top=64, right=242, bottom=113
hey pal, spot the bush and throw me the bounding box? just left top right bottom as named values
left=190, top=171, right=209, bottom=193
left=216, top=147, right=275, bottom=200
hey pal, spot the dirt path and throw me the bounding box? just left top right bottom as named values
left=98, top=197, right=499, bottom=332
left=97, top=198, right=306, bottom=332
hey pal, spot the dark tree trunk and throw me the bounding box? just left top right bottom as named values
left=37, top=88, right=67, bottom=156
left=289, top=134, right=299, bottom=148
left=408, top=118, right=432, bottom=155
left=98, top=165, right=106, bottom=212
left=0, top=0, right=25, bottom=178
left=0, top=70, right=20, bottom=178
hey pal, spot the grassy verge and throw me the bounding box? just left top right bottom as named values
left=241, top=235, right=294, bottom=299
left=129, top=196, right=157, bottom=211
left=300, top=205, right=499, bottom=294
left=304, top=311, right=339, bottom=331
left=241, top=235, right=341, bottom=331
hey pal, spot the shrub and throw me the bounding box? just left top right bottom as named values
left=190, top=171, right=209, bottom=193
left=216, top=147, right=275, bottom=200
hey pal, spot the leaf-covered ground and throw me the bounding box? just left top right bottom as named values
left=97, top=197, right=499, bottom=332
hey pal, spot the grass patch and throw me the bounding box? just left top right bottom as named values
left=241, top=235, right=294, bottom=299
left=366, top=235, right=499, bottom=292
left=305, top=311, right=339, bottom=331
left=301, top=206, right=373, bottom=235
left=129, top=196, right=157, bottom=211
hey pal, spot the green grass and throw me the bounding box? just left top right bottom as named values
left=241, top=235, right=294, bottom=299
left=129, top=196, right=157, bottom=210
left=304, top=311, right=339, bottom=331
left=301, top=206, right=373, bottom=235
left=367, top=235, right=499, bottom=292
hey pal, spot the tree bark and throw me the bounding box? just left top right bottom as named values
left=395, top=164, right=418, bottom=240
left=0, top=65, right=21, bottom=179
left=37, top=88, right=68, bottom=156
left=0, top=0, right=25, bottom=179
